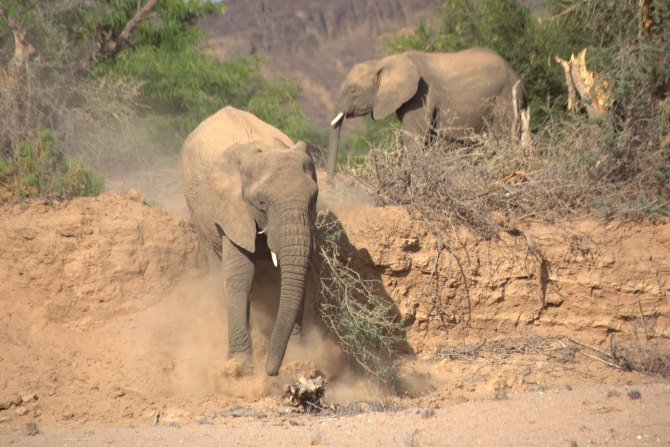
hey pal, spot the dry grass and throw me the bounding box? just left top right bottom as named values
left=434, top=335, right=670, bottom=378
left=0, top=27, right=176, bottom=202
left=356, top=110, right=669, bottom=242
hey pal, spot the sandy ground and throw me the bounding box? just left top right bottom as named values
left=1, top=175, right=669, bottom=446
left=2, top=383, right=670, bottom=446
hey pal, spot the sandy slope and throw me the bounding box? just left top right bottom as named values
left=1, top=187, right=669, bottom=445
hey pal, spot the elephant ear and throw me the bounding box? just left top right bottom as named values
left=204, top=144, right=258, bottom=253
left=373, top=55, right=421, bottom=120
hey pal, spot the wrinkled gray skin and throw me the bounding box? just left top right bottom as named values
left=327, top=49, right=529, bottom=175
left=180, top=106, right=318, bottom=376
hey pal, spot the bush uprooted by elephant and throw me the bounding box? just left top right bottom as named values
left=327, top=49, right=531, bottom=175
left=180, top=106, right=318, bottom=376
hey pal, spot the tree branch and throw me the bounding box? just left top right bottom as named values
left=97, top=0, right=159, bottom=60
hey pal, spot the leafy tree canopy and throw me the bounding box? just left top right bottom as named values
left=0, top=0, right=308, bottom=201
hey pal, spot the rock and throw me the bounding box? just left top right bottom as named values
left=110, top=388, right=126, bottom=399
left=15, top=407, right=29, bottom=416
left=627, top=390, right=642, bottom=400
left=0, top=401, right=12, bottom=411
left=143, top=409, right=160, bottom=425
left=20, top=393, right=37, bottom=403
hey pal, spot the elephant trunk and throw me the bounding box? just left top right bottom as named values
left=326, top=119, right=343, bottom=177
left=265, top=203, right=312, bottom=376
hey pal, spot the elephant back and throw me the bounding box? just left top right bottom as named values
left=180, top=106, right=294, bottom=181
left=182, top=107, right=293, bottom=161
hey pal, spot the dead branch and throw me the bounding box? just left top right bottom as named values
left=285, top=375, right=326, bottom=413
left=639, top=0, right=655, bottom=37
left=555, top=49, right=613, bottom=119
left=96, top=0, right=158, bottom=60
left=0, top=15, right=36, bottom=92
left=555, top=56, right=578, bottom=113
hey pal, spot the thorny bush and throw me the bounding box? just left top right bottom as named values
left=314, top=213, right=405, bottom=385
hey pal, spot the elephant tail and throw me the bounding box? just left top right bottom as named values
left=512, top=80, right=531, bottom=147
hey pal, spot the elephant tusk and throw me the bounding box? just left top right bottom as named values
left=258, top=228, right=266, bottom=234
left=271, top=251, right=278, bottom=267
left=330, top=112, right=344, bottom=127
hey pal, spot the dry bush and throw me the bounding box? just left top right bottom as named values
left=433, top=335, right=670, bottom=378
left=351, top=114, right=668, bottom=339
left=435, top=336, right=578, bottom=365
left=0, top=57, right=150, bottom=167
left=357, top=111, right=669, bottom=241
left=610, top=337, right=670, bottom=378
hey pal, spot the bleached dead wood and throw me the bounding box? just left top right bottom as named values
left=555, top=49, right=613, bottom=119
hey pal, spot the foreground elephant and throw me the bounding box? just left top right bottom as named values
left=180, top=106, right=318, bottom=376
left=327, top=49, right=530, bottom=175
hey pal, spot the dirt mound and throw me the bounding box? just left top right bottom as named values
left=0, top=190, right=668, bottom=439
left=0, top=191, right=200, bottom=330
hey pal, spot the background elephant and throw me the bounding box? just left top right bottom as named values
left=180, top=106, right=318, bottom=376
left=327, top=48, right=530, bottom=175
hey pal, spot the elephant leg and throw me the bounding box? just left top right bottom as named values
left=221, top=235, right=255, bottom=359
left=398, top=105, right=434, bottom=150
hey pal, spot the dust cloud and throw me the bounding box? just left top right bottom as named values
left=130, top=252, right=390, bottom=405
left=120, top=170, right=429, bottom=405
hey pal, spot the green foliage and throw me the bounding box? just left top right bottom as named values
left=316, top=214, right=405, bottom=384
left=102, top=47, right=265, bottom=135
left=554, top=0, right=670, bottom=206
left=247, top=77, right=308, bottom=142
left=90, top=2, right=309, bottom=151
left=0, top=130, right=105, bottom=201
left=547, top=0, right=669, bottom=114
left=341, top=116, right=398, bottom=170
left=63, top=0, right=220, bottom=51
left=1, top=0, right=309, bottom=189
left=545, top=0, right=643, bottom=49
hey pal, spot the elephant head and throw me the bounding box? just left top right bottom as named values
left=181, top=108, right=318, bottom=376
left=327, top=53, right=420, bottom=175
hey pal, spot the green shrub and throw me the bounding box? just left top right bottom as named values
left=247, top=77, right=308, bottom=142
left=91, top=1, right=310, bottom=153
left=1, top=1, right=309, bottom=179
left=0, top=130, right=104, bottom=201
left=315, top=214, right=405, bottom=384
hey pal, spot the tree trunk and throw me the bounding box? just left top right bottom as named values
left=555, top=49, right=612, bottom=119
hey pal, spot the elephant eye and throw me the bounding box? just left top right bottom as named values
left=254, top=195, right=268, bottom=210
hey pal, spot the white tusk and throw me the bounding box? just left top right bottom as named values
left=257, top=228, right=266, bottom=234
left=271, top=251, right=278, bottom=267
left=330, top=112, right=344, bottom=127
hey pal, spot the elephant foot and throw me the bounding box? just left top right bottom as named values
left=221, top=354, right=254, bottom=378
